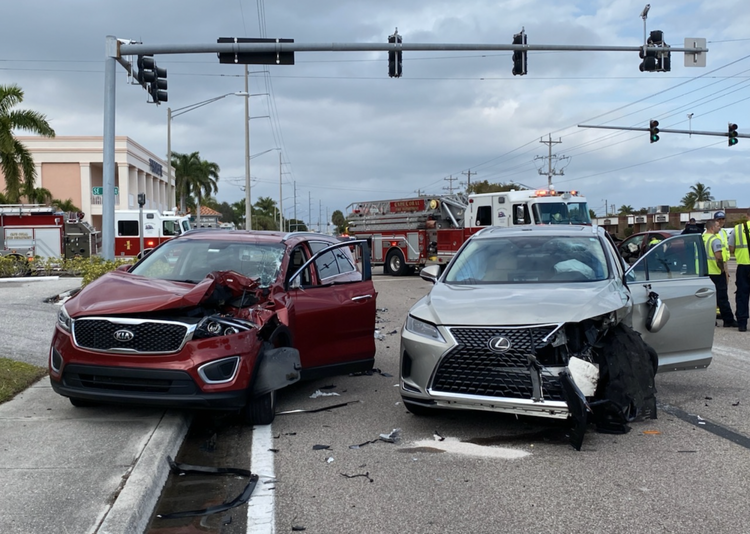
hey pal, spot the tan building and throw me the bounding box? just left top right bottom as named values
left=0, top=136, right=175, bottom=232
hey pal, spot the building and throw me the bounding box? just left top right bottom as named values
left=0, top=136, right=175, bottom=232
left=192, top=205, right=224, bottom=228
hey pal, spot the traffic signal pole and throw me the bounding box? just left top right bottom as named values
left=100, top=37, right=709, bottom=260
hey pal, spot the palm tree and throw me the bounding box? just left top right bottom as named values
left=681, top=182, right=713, bottom=210
left=0, top=84, right=55, bottom=202
left=190, top=158, right=220, bottom=226
left=52, top=198, right=80, bottom=212
left=618, top=205, right=635, bottom=216
left=254, top=196, right=277, bottom=218
left=27, top=186, right=53, bottom=204
left=170, top=151, right=201, bottom=213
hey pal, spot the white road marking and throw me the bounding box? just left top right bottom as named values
left=247, top=423, right=276, bottom=534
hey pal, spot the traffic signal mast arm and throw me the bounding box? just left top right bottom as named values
left=578, top=123, right=745, bottom=141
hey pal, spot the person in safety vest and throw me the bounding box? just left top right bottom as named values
left=729, top=208, right=750, bottom=332
left=704, top=219, right=737, bottom=328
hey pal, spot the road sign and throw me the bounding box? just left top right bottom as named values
left=92, top=187, right=119, bottom=195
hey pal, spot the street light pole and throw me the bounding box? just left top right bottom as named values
left=167, top=91, right=248, bottom=215
left=244, top=65, right=251, bottom=230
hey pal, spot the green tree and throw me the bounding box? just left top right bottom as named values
left=331, top=209, right=346, bottom=234
left=191, top=159, right=220, bottom=225
left=254, top=196, right=278, bottom=218
left=680, top=182, right=713, bottom=210
left=618, top=205, right=635, bottom=215
left=0, top=84, right=55, bottom=202
left=467, top=180, right=526, bottom=194
left=171, top=151, right=202, bottom=213
left=27, top=186, right=53, bottom=204
left=52, top=198, right=81, bottom=212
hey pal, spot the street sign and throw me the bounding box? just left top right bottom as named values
left=684, top=38, right=706, bottom=67
left=92, top=187, right=119, bottom=195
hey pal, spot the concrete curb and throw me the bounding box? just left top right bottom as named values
left=98, top=411, right=191, bottom=534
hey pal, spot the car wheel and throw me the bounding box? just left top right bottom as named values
left=245, top=390, right=276, bottom=425
left=386, top=249, right=408, bottom=276
left=69, top=397, right=98, bottom=408
left=403, top=399, right=435, bottom=416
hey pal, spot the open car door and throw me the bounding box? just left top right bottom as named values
left=626, top=234, right=715, bottom=372
left=286, top=240, right=377, bottom=375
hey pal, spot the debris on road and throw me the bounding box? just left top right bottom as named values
left=312, top=444, right=330, bottom=450
left=309, top=390, right=341, bottom=398
left=155, top=456, right=258, bottom=519
left=340, top=472, right=374, bottom=483
left=276, top=400, right=360, bottom=415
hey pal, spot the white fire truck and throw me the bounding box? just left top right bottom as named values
left=114, top=209, right=191, bottom=258
left=0, top=205, right=101, bottom=260
left=345, top=189, right=590, bottom=275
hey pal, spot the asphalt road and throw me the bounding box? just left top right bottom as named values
left=267, top=272, right=750, bottom=534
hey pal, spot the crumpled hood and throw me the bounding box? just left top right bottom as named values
left=410, top=280, right=630, bottom=326
left=65, top=270, right=263, bottom=317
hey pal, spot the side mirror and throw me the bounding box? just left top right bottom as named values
left=646, top=293, right=670, bottom=333
left=420, top=264, right=441, bottom=283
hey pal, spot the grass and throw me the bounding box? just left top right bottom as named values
left=0, top=358, right=48, bottom=404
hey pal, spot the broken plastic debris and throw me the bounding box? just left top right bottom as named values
left=642, top=430, right=661, bottom=435
left=309, top=390, right=341, bottom=399
left=433, top=430, right=445, bottom=442
left=292, top=526, right=306, bottom=532
left=379, top=428, right=402, bottom=443
left=732, top=401, right=740, bottom=406
left=276, top=400, right=359, bottom=415
left=349, top=368, right=393, bottom=377
left=374, top=330, right=386, bottom=340
left=312, top=444, right=330, bottom=450
left=326, top=457, right=334, bottom=463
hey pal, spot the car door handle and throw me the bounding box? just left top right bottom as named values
left=351, top=294, right=373, bottom=302
left=695, top=287, right=716, bottom=298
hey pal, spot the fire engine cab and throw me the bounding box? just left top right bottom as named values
left=346, top=189, right=590, bottom=275
left=114, top=209, right=191, bottom=257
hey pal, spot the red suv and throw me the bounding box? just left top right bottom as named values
left=49, top=230, right=377, bottom=424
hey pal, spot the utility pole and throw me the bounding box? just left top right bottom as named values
left=535, top=134, right=569, bottom=188
left=278, top=151, right=283, bottom=231
left=462, top=169, right=476, bottom=191
left=308, top=192, right=312, bottom=232
left=444, top=175, right=459, bottom=194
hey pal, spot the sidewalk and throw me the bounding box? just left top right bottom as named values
left=0, top=378, right=189, bottom=534
left=0, top=276, right=190, bottom=533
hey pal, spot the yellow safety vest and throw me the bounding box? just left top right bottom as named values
left=703, top=233, right=721, bottom=275
left=735, top=222, right=750, bottom=265
left=717, top=228, right=730, bottom=262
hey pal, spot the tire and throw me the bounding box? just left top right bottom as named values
left=403, top=399, right=435, bottom=416
left=245, top=390, right=276, bottom=425
left=267, top=324, right=293, bottom=348
left=69, top=397, right=98, bottom=408
left=386, top=249, right=408, bottom=276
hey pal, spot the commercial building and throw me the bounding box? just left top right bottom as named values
left=0, top=136, right=175, bottom=232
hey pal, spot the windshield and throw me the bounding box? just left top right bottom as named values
left=445, top=234, right=609, bottom=284
left=533, top=202, right=591, bottom=224
left=131, top=239, right=285, bottom=287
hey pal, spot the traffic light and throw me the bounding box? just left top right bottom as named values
left=512, top=30, right=527, bottom=76
left=728, top=123, right=739, bottom=147
left=388, top=31, right=402, bottom=78
left=640, top=30, right=670, bottom=72
left=137, top=55, right=168, bottom=104
left=649, top=120, right=660, bottom=143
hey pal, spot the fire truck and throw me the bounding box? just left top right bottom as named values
left=345, top=189, right=590, bottom=275
left=114, top=209, right=192, bottom=258
left=0, top=205, right=101, bottom=260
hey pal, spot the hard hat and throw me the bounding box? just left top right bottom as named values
left=714, top=211, right=726, bottom=219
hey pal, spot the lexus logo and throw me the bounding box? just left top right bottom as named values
left=488, top=336, right=512, bottom=353
left=114, top=329, right=135, bottom=342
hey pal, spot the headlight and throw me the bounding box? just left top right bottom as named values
left=57, top=305, right=72, bottom=332
left=405, top=315, right=445, bottom=342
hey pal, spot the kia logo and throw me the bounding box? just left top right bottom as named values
left=114, top=329, right=135, bottom=342
left=488, top=336, right=512, bottom=353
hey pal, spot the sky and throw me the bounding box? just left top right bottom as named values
left=2, top=0, right=749, bottom=226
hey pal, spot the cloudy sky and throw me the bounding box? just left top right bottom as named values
left=2, top=0, right=749, bottom=225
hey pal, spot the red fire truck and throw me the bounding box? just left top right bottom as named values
left=114, top=209, right=191, bottom=258
left=0, top=205, right=100, bottom=260
left=345, top=189, right=590, bottom=275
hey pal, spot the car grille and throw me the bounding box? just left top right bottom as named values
left=433, top=326, right=564, bottom=401
left=72, top=318, right=189, bottom=353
